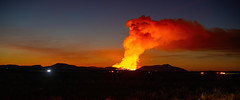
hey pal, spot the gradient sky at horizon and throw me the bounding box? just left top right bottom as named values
left=1, top=0, right=240, bottom=71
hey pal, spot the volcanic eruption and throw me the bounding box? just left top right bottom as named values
left=113, top=16, right=240, bottom=70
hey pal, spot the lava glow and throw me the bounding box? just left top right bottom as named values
left=113, top=16, right=240, bottom=70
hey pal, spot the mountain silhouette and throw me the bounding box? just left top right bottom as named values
left=0, top=63, right=187, bottom=72
left=0, top=64, right=42, bottom=71
left=137, top=64, right=187, bottom=72
left=45, top=63, right=78, bottom=69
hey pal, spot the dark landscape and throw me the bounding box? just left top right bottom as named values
left=1, top=63, right=240, bottom=100
left=1, top=1, right=240, bottom=100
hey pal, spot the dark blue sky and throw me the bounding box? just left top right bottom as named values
left=1, top=0, right=240, bottom=70
left=1, top=0, right=239, bottom=47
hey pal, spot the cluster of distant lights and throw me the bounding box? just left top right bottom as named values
left=200, top=71, right=226, bottom=75
left=109, top=70, right=120, bottom=73
left=217, top=72, right=226, bottom=75
left=45, top=69, right=227, bottom=75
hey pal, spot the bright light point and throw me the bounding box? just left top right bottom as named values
left=47, top=69, right=51, bottom=72
left=200, top=72, right=204, bottom=74
left=130, top=69, right=136, bottom=71
left=220, top=72, right=225, bottom=74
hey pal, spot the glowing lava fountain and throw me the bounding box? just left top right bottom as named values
left=113, top=16, right=159, bottom=70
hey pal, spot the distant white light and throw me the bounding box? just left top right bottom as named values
left=47, top=69, right=51, bottom=72
left=200, top=72, right=204, bottom=74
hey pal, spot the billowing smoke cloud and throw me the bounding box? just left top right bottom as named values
left=127, top=16, right=240, bottom=51
left=113, top=16, right=240, bottom=70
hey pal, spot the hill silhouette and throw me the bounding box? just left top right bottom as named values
left=45, top=63, right=107, bottom=71
left=0, top=63, right=117, bottom=72
left=137, top=64, right=188, bottom=72
left=0, top=63, right=187, bottom=72
left=0, top=64, right=42, bottom=71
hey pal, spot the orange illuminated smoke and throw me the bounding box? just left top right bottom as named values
left=113, top=16, right=240, bottom=70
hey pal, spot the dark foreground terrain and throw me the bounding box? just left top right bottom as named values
left=1, top=71, right=240, bottom=100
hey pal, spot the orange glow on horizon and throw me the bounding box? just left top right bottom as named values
left=1, top=45, right=240, bottom=71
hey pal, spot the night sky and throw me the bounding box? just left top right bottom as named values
left=1, top=0, right=240, bottom=71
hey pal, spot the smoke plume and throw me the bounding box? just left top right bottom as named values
left=113, top=16, right=240, bottom=70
